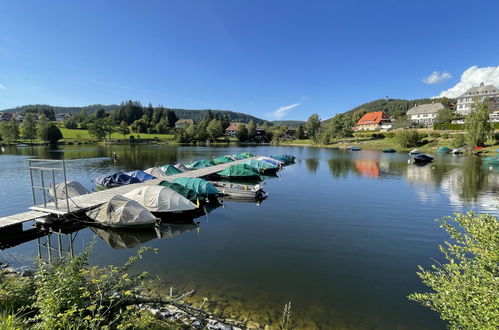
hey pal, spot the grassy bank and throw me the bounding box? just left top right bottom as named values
left=59, top=128, right=175, bottom=141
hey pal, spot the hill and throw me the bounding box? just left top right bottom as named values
left=1, top=104, right=267, bottom=124
left=271, top=120, right=306, bottom=127
left=342, top=97, right=455, bottom=117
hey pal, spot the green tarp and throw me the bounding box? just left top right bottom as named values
left=437, top=147, right=451, bottom=153
left=160, top=164, right=183, bottom=175
left=217, top=164, right=261, bottom=178
left=239, top=152, right=253, bottom=158
left=158, top=181, right=200, bottom=202
left=186, top=159, right=215, bottom=169
left=243, top=159, right=277, bottom=170
left=231, top=154, right=246, bottom=160
left=212, top=156, right=235, bottom=165
left=270, top=154, right=295, bottom=164
left=173, top=177, right=220, bottom=195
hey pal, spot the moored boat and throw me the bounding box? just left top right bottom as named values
left=212, top=155, right=235, bottom=165
left=94, top=172, right=140, bottom=190
left=269, top=154, right=295, bottom=164
left=347, top=146, right=361, bottom=151
left=409, top=149, right=420, bottom=155
left=124, top=170, right=156, bottom=182
left=210, top=181, right=267, bottom=200
left=412, top=154, right=434, bottom=164
left=256, top=156, right=284, bottom=168
left=452, top=148, right=464, bottom=155
left=172, top=177, right=221, bottom=199
left=215, top=163, right=261, bottom=181
left=437, top=146, right=451, bottom=154
left=186, top=159, right=215, bottom=170
left=159, top=164, right=183, bottom=175
left=49, top=181, right=89, bottom=200
left=243, top=159, right=279, bottom=175
left=382, top=148, right=396, bottom=153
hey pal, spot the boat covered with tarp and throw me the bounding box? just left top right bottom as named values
left=123, top=185, right=197, bottom=215
left=382, top=148, right=396, bottom=153
left=239, top=152, right=253, bottom=158
left=158, top=181, right=201, bottom=203
left=216, top=163, right=261, bottom=181
left=210, top=181, right=267, bottom=200
left=186, top=159, right=215, bottom=170
left=144, top=167, right=169, bottom=179
left=174, top=163, right=190, bottom=172
left=269, top=154, right=295, bottom=164
left=212, top=156, right=235, bottom=165
left=160, top=164, right=183, bottom=176
left=173, top=177, right=221, bottom=196
left=124, top=170, right=156, bottom=182
left=94, top=172, right=140, bottom=189
left=243, top=159, right=278, bottom=174
left=231, top=154, right=247, bottom=160
left=256, top=156, right=284, bottom=167
left=412, top=154, right=434, bottom=164
left=483, top=150, right=499, bottom=165
left=86, top=195, right=159, bottom=228
left=437, top=146, right=451, bottom=154
left=49, top=181, right=89, bottom=199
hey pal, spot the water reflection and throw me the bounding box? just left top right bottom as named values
left=305, top=158, right=319, bottom=173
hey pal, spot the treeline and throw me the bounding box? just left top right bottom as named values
left=0, top=113, right=62, bottom=143
left=2, top=104, right=120, bottom=115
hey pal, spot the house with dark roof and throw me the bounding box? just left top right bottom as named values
left=0, top=112, right=13, bottom=122
left=406, top=103, right=445, bottom=126
left=456, top=82, right=499, bottom=116
left=175, top=119, right=194, bottom=128
left=354, top=111, right=392, bottom=131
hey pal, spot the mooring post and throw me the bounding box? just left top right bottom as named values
left=51, top=169, right=58, bottom=210
left=29, top=160, right=36, bottom=205
left=62, top=160, right=70, bottom=212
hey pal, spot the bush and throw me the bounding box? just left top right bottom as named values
left=451, top=134, right=466, bottom=149
left=385, top=132, right=395, bottom=139
left=129, top=135, right=135, bottom=142
left=395, top=130, right=423, bottom=148
left=429, top=132, right=440, bottom=138
left=409, top=212, right=498, bottom=329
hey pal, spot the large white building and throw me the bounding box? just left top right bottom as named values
left=406, top=103, right=444, bottom=126
left=456, top=82, right=499, bottom=116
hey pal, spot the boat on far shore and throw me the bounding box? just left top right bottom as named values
left=347, top=146, right=361, bottom=151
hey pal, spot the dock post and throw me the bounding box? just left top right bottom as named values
left=29, top=160, right=36, bottom=205
left=40, top=170, right=47, bottom=208
left=62, top=160, right=70, bottom=213
left=51, top=169, right=58, bottom=210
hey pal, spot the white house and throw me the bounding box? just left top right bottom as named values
left=406, top=103, right=444, bottom=126
left=456, top=82, right=499, bottom=116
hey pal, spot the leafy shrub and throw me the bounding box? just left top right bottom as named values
left=385, top=132, right=395, bottom=138
left=451, top=134, right=466, bottom=149
left=0, top=312, right=25, bottom=330
left=441, top=133, right=449, bottom=139
left=395, top=130, right=423, bottom=148
left=0, top=274, right=33, bottom=312
left=409, top=212, right=498, bottom=329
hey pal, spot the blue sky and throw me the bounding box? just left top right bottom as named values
left=1, top=0, right=499, bottom=120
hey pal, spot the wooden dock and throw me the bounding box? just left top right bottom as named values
left=0, top=157, right=256, bottom=229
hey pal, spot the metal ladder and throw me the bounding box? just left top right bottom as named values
left=28, top=159, right=71, bottom=212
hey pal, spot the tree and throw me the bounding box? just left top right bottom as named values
left=306, top=114, right=321, bottom=142
left=63, top=116, right=78, bottom=129
left=206, top=119, right=223, bottom=140
left=247, top=120, right=256, bottom=140
left=47, top=123, right=63, bottom=144
left=236, top=124, right=249, bottom=142
left=465, top=101, right=493, bottom=147
left=37, top=115, right=49, bottom=141
left=117, top=121, right=130, bottom=139
left=409, top=212, right=498, bottom=329
left=295, top=125, right=305, bottom=139
left=434, top=108, right=455, bottom=124
left=21, top=113, right=37, bottom=142
left=395, top=129, right=422, bottom=147
left=166, top=110, right=178, bottom=128
left=88, top=120, right=113, bottom=141
left=352, top=109, right=368, bottom=124
left=1, top=118, right=20, bottom=141
left=320, top=114, right=353, bottom=144
left=394, top=115, right=410, bottom=129
left=155, top=118, right=168, bottom=134
left=221, top=114, right=230, bottom=130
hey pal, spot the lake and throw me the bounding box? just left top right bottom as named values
left=1, top=144, right=498, bottom=329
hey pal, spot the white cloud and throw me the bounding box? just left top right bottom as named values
left=437, top=65, right=499, bottom=98
left=423, top=71, right=452, bottom=84
left=0, top=83, right=5, bottom=89
left=266, top=103, right=300, bottom=119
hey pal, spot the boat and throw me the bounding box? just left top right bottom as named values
left=210, top=181, right=267, bottom=200
left=212, top=156, right=235, bottom=165
left=172, top=177, right=221, bottom=198
left=159, top=164, right=183, bottom=176
left=243, top=159, right=279, bottom=175
left=256, top=156, right=284, bottom=168
left=269, top=154, right=296, bottom=164
left=452, top=148, right=464, bottom=155
left=124, top=170, right=156, bottom=182
left=409, top=149, right=421, bottom=155
left=49, top=181, right=89, bottom=200
left=144, top=167, right=170, bottom=179
left=173, top=163, right=190, bottom=172
left=483, top=150, right=499, bottom=165
left=186, top=159, right=215, bottom=170
left=215, top=163, right=262, bottom=181
left=94, top=172, right=140, bottom=189
left=86, top=195, right=160, bottom=228
left=123, top=185, right=198, bottom=220
left=412, top=154, right=434, bottom=164
left=231, top=154, right=247, bottom=160
left=346, top=146, right=361, bottom=151
left=437, top=147, right=451, bottom=154
left=16, top=144, right=29, bottom=148
left=382, top=148, right=396, bottom=153
left=158, top=181, right=203, bottom=203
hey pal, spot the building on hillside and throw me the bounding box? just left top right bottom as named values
left=406, top=103, right=444, bottom=127
left=225, top=123, right=243, bottom=137
left=175, top=119, right=194, bottom=128
left=256, top=127, right=266, bottom=137
left=354, top=111, right=392, bottom=131
left=55, top=113, right=72, bottom=122
left=283, top=128, right=296, bottom=138
left=13, top=112, right=24, bottom=121
left=456, top=82, right=499, bottom=116
left=0, top=112, right=13, bottom=122
left=489, top=111, right=499, bottom=122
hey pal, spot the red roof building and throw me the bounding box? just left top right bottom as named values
left=225, top=123, right=243, bottom=136
left=354, top=111, right=392, bottom=131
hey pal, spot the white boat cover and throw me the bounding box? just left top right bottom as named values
left=174, top=163, right=190, bottom=172
left=86, top=195, right=158, bottom=226
left=49, top=181, right=89, bottom=199
left=123, top=185, right=197, bottom=212
left=256, top=156, right=284, bottom=166
left=144, top=167, right=169, bottom=178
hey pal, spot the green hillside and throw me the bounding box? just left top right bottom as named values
left=271, top=120, right=306, bottom=127
left=343, top=97, right=455, bottom=116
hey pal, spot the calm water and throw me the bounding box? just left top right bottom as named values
left=1, top=144, right=498, bottom=329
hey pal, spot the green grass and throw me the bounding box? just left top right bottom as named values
left=59, top=128, right=174, bottom=141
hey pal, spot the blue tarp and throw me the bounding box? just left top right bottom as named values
left=95, top=172, right=141, bottom=188
left=124, top=170, right=156, bottom=182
